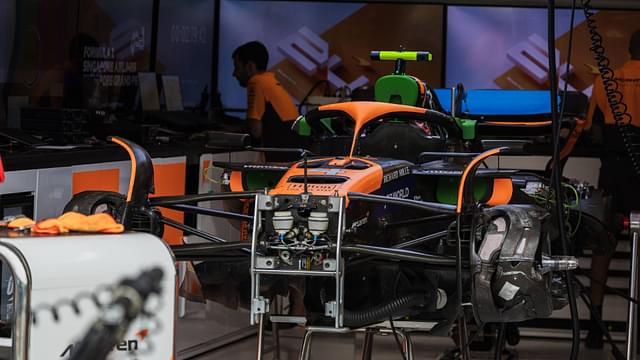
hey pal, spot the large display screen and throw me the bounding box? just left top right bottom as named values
left=218, top=0, right=445, bottom=111
left=0, top=0, right=15, bottom=86
left=446, top=6, right=640, bottom=96
left=156, top=0, right=214, bottom=107
left=76, top=0, right=153, bottom=109
left=6, top=0, right=153, bottom=110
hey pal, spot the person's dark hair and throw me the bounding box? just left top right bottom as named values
left=630, top=30, right=640, bottom=58
left=232, top=41, right=269, bottom=71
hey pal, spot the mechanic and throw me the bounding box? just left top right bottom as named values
left=232, top=41, right=303, bottom=161
left=583, top=29, right=640, bottom=349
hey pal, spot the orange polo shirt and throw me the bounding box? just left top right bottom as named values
left=586, top=60, right=640, bottom=129
left=246, top=72, right=298, bottom=123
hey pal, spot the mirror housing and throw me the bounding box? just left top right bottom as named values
left=291, top=115, right=311, bottom=136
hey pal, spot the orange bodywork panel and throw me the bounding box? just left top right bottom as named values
left=269, top=157, right=383, bottom=202
left=229, top=171, right=244, bottom=192
left=151, top=162, right=186, bottom=245
left=456, top=148, right=504, bottom=214
left=486, top=178, right=514, bottom=206
left=72, top=169, right=120, bottom=195
left=111, top=137, right=137, bottom=202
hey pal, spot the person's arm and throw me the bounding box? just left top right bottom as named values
left=246, top=80, right=265, bottom=140
left=247, top=118, right=262, bottom=139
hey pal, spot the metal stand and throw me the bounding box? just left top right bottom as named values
left=257, top=313, right=265, bottom=360
left=626, top=211, right=640, bottom=360
left=298, top=323, right=425, bottom=360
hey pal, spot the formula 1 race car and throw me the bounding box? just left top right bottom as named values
left=64, top=51, right=596, bottom=359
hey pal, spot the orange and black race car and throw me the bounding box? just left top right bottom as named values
left=62, top=50, right=601, bottom=359
left=64, top=102, right=585, bottom=358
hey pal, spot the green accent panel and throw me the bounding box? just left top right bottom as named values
left=320, top=118, right=335, bottom=134
left=374, top=51, right=432, bottom=62
left=458, top=119, right=477, bottom=140
left=244, top=170, right=286, bottom=191
left=375, top=75, right=419, bottom=105
left=296, top=117, right=311, bottom=136
left=436, top=176, right=489, bottom=205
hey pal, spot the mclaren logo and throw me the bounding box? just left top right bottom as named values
left=60, top=329, right=149, bottom=358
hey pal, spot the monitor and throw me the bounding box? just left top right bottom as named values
left=138, top=72, right=160, bottom=112
left=161, top=75, right=184, bottom=112
left=217, top=0, right=445, bottom=111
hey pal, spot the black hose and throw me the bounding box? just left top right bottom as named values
left=495, top=323, right=506, bottom=360
left=342, top=293, right=426, bottom=328
left=547, top=2, right=580, bottom=359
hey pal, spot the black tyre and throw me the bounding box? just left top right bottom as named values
left=64, top=191, right=126, bottom=223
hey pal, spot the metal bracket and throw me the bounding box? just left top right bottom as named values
left=322, top=259, right=337, bottom=271
left=257, top=194, right=274, bottom=210
left=325, top=301, right=337, bottom=318
left=252, top=297, right=270, bottom=315
left=327, top=196, right=342, bottom=213
left=256, top=256, right=278, bottom=269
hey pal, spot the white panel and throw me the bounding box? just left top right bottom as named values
left=34, top=167, right=72, bottom=221
left=1, top=232, right=176, bottom=360
left=0, top=170, right=37, bottom=194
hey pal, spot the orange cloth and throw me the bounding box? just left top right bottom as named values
left=6, top=217, right=35, bottom=229
left=32, top=212, right=124, bottom=234
left=586, top=60, right=640, bottom=129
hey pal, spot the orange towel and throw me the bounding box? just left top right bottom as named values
left=32, top=212, right=124, bottom=234
left=6, top=217, right=36, bottom=229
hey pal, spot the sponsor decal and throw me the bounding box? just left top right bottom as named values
left=383, top=167, right=410, bottom=184
left=385, top=187, right=410, bottom=199
left=350, top=214, right=369, bottom=230
left=286, top=183, right=338, bottom=192
left=60, top=328, right=149, bottom=358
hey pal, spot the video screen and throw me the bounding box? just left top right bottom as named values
left=446, top=6, right=640, bottom=96
left=218, top=0, right=445, bottom=111
left=7, top=0, right=79, bottom=106
left=5, top=0, right=153, bottom=110
left=76, top=0, right=153, bottom=109
left=0, top=0, right=16, bottom=86
left=156, top=0, right=214, bottom=108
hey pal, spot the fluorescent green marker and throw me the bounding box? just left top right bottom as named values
left=370, top=51, right=432, bottom=62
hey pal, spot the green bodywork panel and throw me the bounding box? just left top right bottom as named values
left=457, top=118, right=477, bottom=140
left=244, top=170, right=286, bottom=191
left=375, top=75, right=420, bottom=105
left=295, top=117, right=312, bottom=136
left=436, top=176, right=489, bottom=205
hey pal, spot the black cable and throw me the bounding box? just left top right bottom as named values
left=574, top=277, right=625, bottom=360
left=547, top=2, right=580, bottom=359
left=576, top=267, right=640, bottom=304
left=495, top=323, right=506, bottom=360
left=558, top=0, right=577, bottom=124
left=581, top=0, right=640, bottom=178
left=459, top=321, right=486, bottom=357
left=389, top=316, right=408, bottom=360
